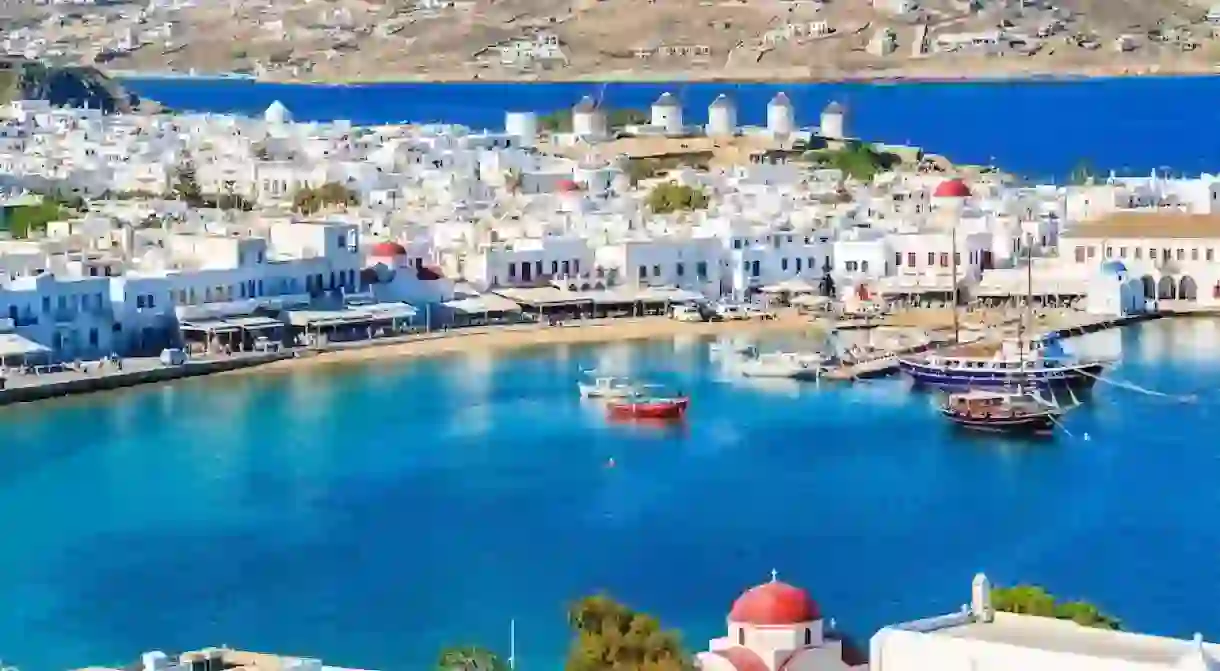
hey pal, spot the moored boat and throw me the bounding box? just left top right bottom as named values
left=578, top=375, right=640, bottom=399
left=606, top=387, right=690, bottom=420
left=940, top=389, right=1061, bottom=436
left=900, top=337, right=1107, bottom=390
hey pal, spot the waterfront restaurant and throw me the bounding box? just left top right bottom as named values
left=284, top=300, right=418, bottom=346
left=176, top=296, right=309, bottom=354
left=494, top=286, right=705, bottom=320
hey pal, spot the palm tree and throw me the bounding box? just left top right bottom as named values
left=436, top=646, right=507, bottom=671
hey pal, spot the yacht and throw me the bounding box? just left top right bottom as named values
left=899, top=336, right=1106, bottom=390
left=733, top=351, right=825, bottom=380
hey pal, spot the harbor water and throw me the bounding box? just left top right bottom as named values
left=121, top=76, right=1220, bottom=180
left=1, top=318, right=1219, bottom=670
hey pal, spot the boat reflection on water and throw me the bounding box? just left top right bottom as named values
left=605, top=414, right=690, bottom=436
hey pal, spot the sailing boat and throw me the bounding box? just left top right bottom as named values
left=898, top=231, right=1106, bottom=390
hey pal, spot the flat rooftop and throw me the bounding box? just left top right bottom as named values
left=931, top=613, right=1212, bottom=665
left=1064, top=212, right=1220, bottom=239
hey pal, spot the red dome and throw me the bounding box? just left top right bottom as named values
left=370, top=241, right=407, bottom=257
left=557, top=179, right=581, bottom=192
left=933, top=178, right=971, bottom=198
left=729, top=579, right=820, bottom=625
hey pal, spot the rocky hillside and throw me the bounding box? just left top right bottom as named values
left=0, top=57, right=147, bottom=113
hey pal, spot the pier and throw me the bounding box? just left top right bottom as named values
left=0, top=351, right=291, bottom=406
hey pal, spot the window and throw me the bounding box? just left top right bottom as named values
left=1208, top=249, right=1215, bottom=262
left=1193, top=248, right=1200, bottom=261
left=638, top=265, right=647, bottom=279
left=805, top=629, right=812, bottom=646
left=562, top=260, right=571, bottom=275
left=894, top=253, right=902, bottom=267
left=696, top=262, right=708, bottom=279
left=676, top=262, right=685, bottom=277
left=795, top=258, right=802, bottom=272
left=907, top=252, right=916, bottom=267
left=88, top=328, right=98, bottom=347
left=1150, top=248, right=1157, bottom=259
left=573, top=259, right=580, bottom=274
left=1177, top=248, right=1185, bottom=261
left=652, top=265, right=661, bottom=277
left=552, top=260, right=559, bottom=274
left=136, top=295, right=145, bottom=309
left=1119, top=247, right=1127, bottom=258
left=927, top=252, right=935, bottom=265
left=733, top=239, right=743, bottom=250
left=1135, top=248, right=1143, bottom=260
left=954, top=253, right=960, bottom=266
left=781, top=258, right=789, bottom=271
left=1105, top=247, right=1113, bottom=258
left=939, top=253, right=949, bottom=268
left=1087, top=247, right=1096, bottom=259
left=508, top=262, right=516, bottom=278
left=1074, top=247, right=1085, bottom=262
left=861, top=260, right=869, bottom=272
left=846, top=261, right=859, bottom=271
left=738, top=629, right=745, bottom=646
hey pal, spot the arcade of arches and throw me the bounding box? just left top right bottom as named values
left=1142, top=274, right=1203, bottom=301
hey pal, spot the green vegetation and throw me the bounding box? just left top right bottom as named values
left=1068, top=159, right=1098, bottom=185
left=802, top=142, right=901, bottom=181
left=171, top=156, right=205, bottom=207
left=436, top=646, right=509, bottom=671
left=646, top=182, right=709, bottom=214
left=3, top=200, right=68, bottom=238
left=539, top=107, right=648, bottom=132
left=567, top=594, right=693, bottom=671
left=991, top=584, right=1121, bottom=630
left=292, top=182, right=359, bottom=215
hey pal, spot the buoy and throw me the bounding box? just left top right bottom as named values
left=1083, top=433, right=1091, bottom=441
left=606, top=458, right=616, bottom=468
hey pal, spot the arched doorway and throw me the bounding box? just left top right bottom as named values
left=1140, top=275, right=1156, bottom=300
left=1158, top=276, right=1177, bottom=299
left=1180, top=276, right=1199, bottom=301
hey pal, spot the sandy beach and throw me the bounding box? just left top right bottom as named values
left=242, top=313, right=823, bottom=375
left=229, top=305, right=1100, bottom=377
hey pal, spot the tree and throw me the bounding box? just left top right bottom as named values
left=437, top=646, right=508, bottom=671
left=646, top=182, right=709, bottom=214
left=292, top=182, right=358, bottom=215
left=1068, top=160, right=1098, bottom=185
left=172, top=155, right=204, bottom=206
left=566, top=594, right=693, bottom=671
left=2, top=198, right=68, bottom=238
left=991, top=584, right=1121, bottom=630
left=802, top=142, right=900, bottom=182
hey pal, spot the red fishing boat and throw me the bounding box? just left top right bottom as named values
left=606, top=386, right=689, bottom=420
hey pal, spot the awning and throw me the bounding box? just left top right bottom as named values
left=287, top=310, right=377, bottom=328
left=443, top=295, right=522, bottom=315
left=358, top=302, right=418, bottom=320
left=0, top=333, right=50, bottom=358
left=791, top=294, right=831, bottom=307
left=226, top=316, right=284, bottom=330
left=761, top=278, right=816, bottom=294
left=180, top=318, right=241, bottom=333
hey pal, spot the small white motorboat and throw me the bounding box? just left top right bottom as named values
left=733, top=352, right=826, bottom=380
left=579, top=376, right=640, bottom=399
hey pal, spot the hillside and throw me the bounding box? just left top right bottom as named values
left=84, top=0, right=1219, bottom=82
left=0, top=57, right=148, bottom=112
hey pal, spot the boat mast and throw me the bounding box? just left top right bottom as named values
left=1020, top=238, right=1031, bottom=371
left=509, top=619, right=516, bottom=670
left=951, top=211, right=960, bottom=344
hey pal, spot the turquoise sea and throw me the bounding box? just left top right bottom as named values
left=121, top=77, right=1220, bottom=181
left=4, top=319, right=1220, bottom=670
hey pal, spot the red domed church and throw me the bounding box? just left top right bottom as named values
left=696, top=572, right=868, bottom=671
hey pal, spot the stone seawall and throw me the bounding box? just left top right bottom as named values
left=0, top=352, right=293, bottom=406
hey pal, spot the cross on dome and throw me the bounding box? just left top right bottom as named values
left=770, top=569, right=779, bottom=582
